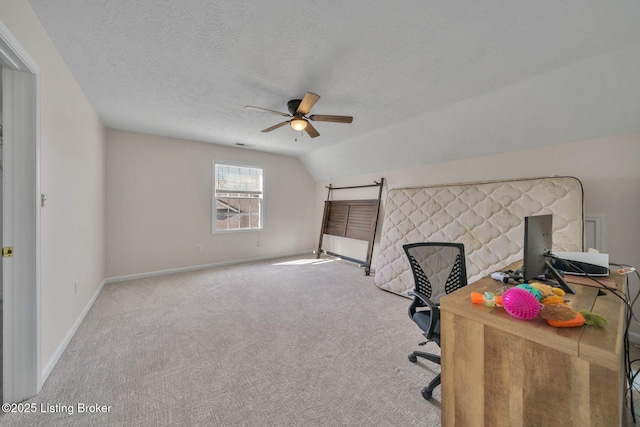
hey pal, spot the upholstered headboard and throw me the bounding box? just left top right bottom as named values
left=374, top=176, right=584, bottom=296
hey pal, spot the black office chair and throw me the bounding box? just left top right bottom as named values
left=403, top=242, right=468, bottom=400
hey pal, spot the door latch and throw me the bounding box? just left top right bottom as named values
left=2, top=247, right=14, bottom=257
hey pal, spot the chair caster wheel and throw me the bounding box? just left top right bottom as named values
left=421, top=388, right=432, bottom=400
left=408, top=354, right=418, bottom=363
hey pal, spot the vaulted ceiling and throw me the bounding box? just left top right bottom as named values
left=27, top=1, right=640, bottom=179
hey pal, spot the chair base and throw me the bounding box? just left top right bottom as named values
left=408, top=350, right=441, bottom=400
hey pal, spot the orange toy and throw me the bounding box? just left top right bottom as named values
left=470, top=291, right=504, bottom=307
left=546, top=312, right=585, bottom=328
left=541, top=295, right=565, bottom=305
left=471, top=292, right=484, bottom=304
left=540, top=303, right=585, bottom=328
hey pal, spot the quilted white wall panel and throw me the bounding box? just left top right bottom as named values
left=374, top=176, right=583, bottom=296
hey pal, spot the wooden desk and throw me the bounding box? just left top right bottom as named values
left=440, top=269, right=626, bottom=427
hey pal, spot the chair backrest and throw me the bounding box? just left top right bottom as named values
left=403, top=242, right=468, bottom=304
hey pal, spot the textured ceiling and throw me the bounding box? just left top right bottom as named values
left=26, top=0, right=640, bottom=158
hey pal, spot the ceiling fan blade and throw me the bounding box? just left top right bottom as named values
left=297, top=92, right=320, bottom=115
left=261, top=121, right=290, bottom=133
left=304, top=121, right=320, bottom=138
left=308, top=114, right=353, bottom=124
left=245, top=105, right=290, bottom=117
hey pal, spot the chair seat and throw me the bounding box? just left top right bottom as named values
left=412, top=311, right=440, bottom=345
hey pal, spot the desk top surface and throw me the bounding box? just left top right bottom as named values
left=440, top=264, right=626, bottom=368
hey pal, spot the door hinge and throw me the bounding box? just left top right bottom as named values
left=2, top=247, right=14, bottom=258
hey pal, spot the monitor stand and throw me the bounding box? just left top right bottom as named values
left=544, top=260, right=576, bottom=294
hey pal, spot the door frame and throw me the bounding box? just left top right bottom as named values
left=0, top=21, right=41, bottom=403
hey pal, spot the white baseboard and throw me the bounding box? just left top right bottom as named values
left=104, top=250, right=314, bottom=284
left=629, top=331, right=640, bottom=345
left=41, top=279, right=106, bottom=384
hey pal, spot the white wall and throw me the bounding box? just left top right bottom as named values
left=105, top=129, right=316, bottom=278
left=0, top=0, right=106, bottom=376
left=302, top=41, right=640, bottom=182
left=316, top=134, right=640, bottom=335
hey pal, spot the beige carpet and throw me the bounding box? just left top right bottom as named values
left=0, top=256, right=441, bottom=426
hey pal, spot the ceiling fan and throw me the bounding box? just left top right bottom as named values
left=245, top=92, right=353, bottom=138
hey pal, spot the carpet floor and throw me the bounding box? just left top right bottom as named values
left=0, top=256, right=442, bottom=426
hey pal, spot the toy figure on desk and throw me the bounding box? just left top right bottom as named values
left=539, top=303, right=585, bottom=327
left=538, top=304, right=605, bottom=327
left=502, top=287, right=541, bottom=320
left=470, top=282, right=607, bottom=328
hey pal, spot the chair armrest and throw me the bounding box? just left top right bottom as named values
left=408, top=291, right=441, bottom=338
left=408, top=290, right=436, bottom=311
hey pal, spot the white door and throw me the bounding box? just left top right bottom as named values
left=1, top=22, right=41, bottom=403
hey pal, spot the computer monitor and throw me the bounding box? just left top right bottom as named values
left=522, top=214, right=575, bottom=294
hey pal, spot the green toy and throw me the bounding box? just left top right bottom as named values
left=579, top=310, right=608, bottom=328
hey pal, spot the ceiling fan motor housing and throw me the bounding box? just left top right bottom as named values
left=287, top=99, right=302, bottom=116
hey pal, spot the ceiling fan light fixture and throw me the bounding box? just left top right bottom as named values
left=290, top=118, right=307, bottom=131
left=250, top=92, right=352, bottom=138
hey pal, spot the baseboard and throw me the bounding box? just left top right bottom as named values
left=41, top=278, right=106, bottom=384
left=40, top=250, right=314, bottom=383
left=629, top=331, right=640, bottom=345
left=104, top=250, right=314, bottom=284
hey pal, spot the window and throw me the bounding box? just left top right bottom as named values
left=213, top=162, right=263, bottom=232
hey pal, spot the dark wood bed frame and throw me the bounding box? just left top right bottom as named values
left=316, top=179, right=384, bottom=275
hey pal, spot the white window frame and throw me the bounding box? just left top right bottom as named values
left=212, top=161, right=264, bottom=233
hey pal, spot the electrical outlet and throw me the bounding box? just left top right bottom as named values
left=197, top=244, right=203, bottom=252
left=74, top=281, right=78, bottom=295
